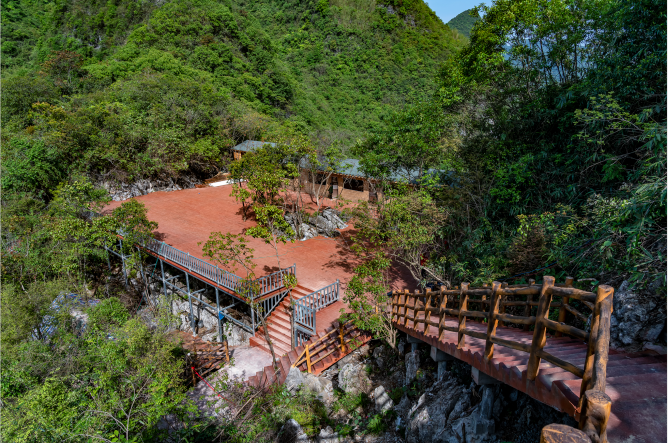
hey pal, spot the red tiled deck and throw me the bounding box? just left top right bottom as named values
left=105, top=184, right=412, bottom=293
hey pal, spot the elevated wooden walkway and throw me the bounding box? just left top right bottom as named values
left=393, top=278, right=666, bottom=443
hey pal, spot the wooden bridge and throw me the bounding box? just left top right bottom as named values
left=391, top=277, right=666, bottom=443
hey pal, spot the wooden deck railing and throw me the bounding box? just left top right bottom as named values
left=391, top=276, right=614, bottom=442
left=291, top=320, right=365, bottom=373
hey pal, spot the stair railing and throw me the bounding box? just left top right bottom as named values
left=293, top=280, right=340, bottom=338
left=391, top=276, right=614, bottom=443
left=291, top=319, right=366, bottom=373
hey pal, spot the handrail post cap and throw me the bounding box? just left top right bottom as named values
left=540, top=424, right=589, bottom=443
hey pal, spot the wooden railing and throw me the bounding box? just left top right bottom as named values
left=291, top=320, right=365, bottom=373
left=391, top=276, right=614, bottom=442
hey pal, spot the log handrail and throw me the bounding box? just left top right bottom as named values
left=291, top=319, right=362, bottom=372
left=390, top=276, right=614, bottom=442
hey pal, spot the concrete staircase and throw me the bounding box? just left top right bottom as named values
left=249, top=285, right=314, bottom=357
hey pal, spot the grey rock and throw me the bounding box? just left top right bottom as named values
left=100, top=177, right=195, bottom=201
left=298, top=223, right=319, bottom=241
left=395, top=394, right=412, bottom=422
left=317, top=426, right=337, bottom=443
left=610, top=280, right=667, bottom=350
left=509, top=389, right=519, bottom=402
left=404, top=374, right=475, bottom=443
left=398, top=339, right=405, bottom=355
left=493, top=397, right=503, bottom=420
left=479, top=386, right=494, bottom=420
left=373, top=385, right=394, bottom=412
left=405, top=351, right=420, bottom=385
left=322, top=208, right=348, bottom=229
left=285, top=367, right=305, bottom=393
left=338, top=363, right=372, bottom=395
left=278, top=419, right=309, bottom=443
left=373, top=346, right=385, bottom=369
left=303, top=373, right=334, bottom=405
left=357, top=343, right=371, bottom=357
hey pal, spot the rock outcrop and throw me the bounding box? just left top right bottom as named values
left=372, top=385, right=394, bottom=412
left=610, top=280, right=666, bottom=351
left=99, top=176, right=200, bottom=201
left=338, top=363, right=372, bottom=395
left=285, top=208, right=349, bottom=241
left=278, top=419, right=309, bottom=443
left=405, top=351, right=420, bottom=385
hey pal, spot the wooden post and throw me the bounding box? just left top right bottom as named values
left=480, top=286, right=487, bottom=323
left=540, top=424, right=590, bottom=443
left=411, top=289, right=420, bottom=330
left=438, top=286, right=447, bottom=341
left=524, top=278, right=536, bottom=331
left=555, top=277, right=574, bottom=337
left=403, top=289, right=410, bottom=326
left=224, top=340, right=230, bottom=363
left=424, top=288, right=432, bottom=333
left=499, top=282, right=508, bottom=327
left=527, top=276, right=555, bottom=380
left=484, top=282, right=502, bottom=362
left=579, top=390, right=612, bottom=443
left=339, top=322, right=346, bottom=353
left=457, top=283, right=469, bottom=349
left=305, top=344, right=312, bottom=373
left=391, top=291, right=397, bottom=322
left=580, top=285, right=614, bottom=404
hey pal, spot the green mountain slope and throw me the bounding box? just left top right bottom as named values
left=1, top=0, right=467, bottom=181
left=447, top=9, right=479, bottom=38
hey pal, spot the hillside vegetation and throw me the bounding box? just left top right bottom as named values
left=2, top=0, right=466, bottom=183
left=1, top=0, right=666, bottom=442
left=446, top=8, right=479, bottom=38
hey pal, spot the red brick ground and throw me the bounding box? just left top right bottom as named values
left=105, top=184, right=413, bottom=293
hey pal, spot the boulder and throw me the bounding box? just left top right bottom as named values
left=322, top=208, right=348, bottom=229
left=405, top=351, right=420, bottom=385
left=303, top=373, right=334, bottom=405
left=298, top=223, right=319, bottom=241
left=100, top=177, right=193, bottom=201
left=317, top=426, right=338, bottom=443
left=285, top=367, right=305, bottom=393
left=397, top=338, right=406, bottom=355
left=373, top=346, right=385, bottom=369
left=278, top=419, right=309, bottom=443
left=338, top=363, right=372, bottom=395
left=373, top=385, right=394, bottom=412
left=610, top=280, right=667, bottom=350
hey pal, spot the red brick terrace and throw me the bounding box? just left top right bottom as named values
left=105, top=184, right=413, bottom=294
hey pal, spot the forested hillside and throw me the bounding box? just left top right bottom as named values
left=353, top=0, right=667, bottom=291
left=2, top=0, right=466, bottom=183
left=2, top=0, right=666, bottom=441
left=446, top=8, right=478, bottom=38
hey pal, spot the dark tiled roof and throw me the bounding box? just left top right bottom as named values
left=231, top=140, right=447, bottom=184
left=231, top=140, right=277, bottom=152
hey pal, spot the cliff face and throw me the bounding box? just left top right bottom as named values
left=273, top=340, right=576, bottom=443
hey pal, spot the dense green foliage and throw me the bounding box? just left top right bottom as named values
left=356, top=0, right=666, bottom=289
left=2, top=0, right=666, bottom=440
left=1, top=294, right=193, bottom=442
left=2, top=0, right=466, bottom=183
left=446, top=8, right=479, bottom=38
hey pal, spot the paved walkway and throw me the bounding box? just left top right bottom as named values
left=105, top=185, right=412, bottom=291
left=189, top=345, right=273, bottom=416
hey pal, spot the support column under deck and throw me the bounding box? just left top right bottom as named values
left=186, top=272, right=196, bottom=336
